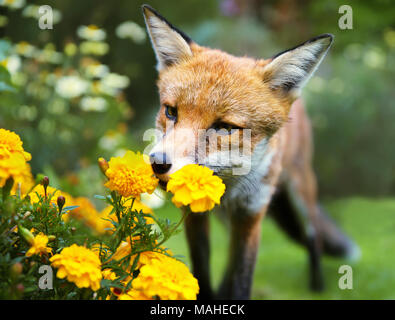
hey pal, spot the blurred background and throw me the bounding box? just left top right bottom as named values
left=0, top=0, right=394, bottom=299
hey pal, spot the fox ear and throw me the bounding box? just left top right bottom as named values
left=142, top=5, right=193, bottom=71
left=263, top=34, right=333, bottom=97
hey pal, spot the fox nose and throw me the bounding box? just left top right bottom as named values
left=150, top=152, right=172, bottom=174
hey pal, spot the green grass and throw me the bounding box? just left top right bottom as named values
left=155, top=197, right=395, bottom=300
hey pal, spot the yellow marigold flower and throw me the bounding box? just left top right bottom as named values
left=132, top=253, right=199, bottom=300
left=50, top=244, right=102, bottom=291
left=26, top=233, right=52, bottom=257
left=110, top=238, right=167, bottom=268
left=9, top=163, right=34, bottom=196
left=104, top=151, right=158, bottom=198
left=118, top=289, right=152, bottom=300
left=0, top=128, right=32, bottom=185
left=102, top=268, right=116, bottom=281
left=167, top=164, right=226, bottom=212
left=0, top=128, right=31, bottom=161
left=110, top=237, right=138, bottom=262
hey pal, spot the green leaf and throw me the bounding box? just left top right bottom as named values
left=62, top=205, right=80, bottom=212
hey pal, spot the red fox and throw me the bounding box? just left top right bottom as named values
left=142, top=5, right=359, bottom=299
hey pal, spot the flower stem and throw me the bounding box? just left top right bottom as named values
left=157, top=210, right=188, bottom=248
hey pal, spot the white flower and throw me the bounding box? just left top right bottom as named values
left=101, top=73, right=129, bottom=89
left=96, top=82, right=117, bottom=96
left=35, top=49, right=63, bottom=64
left=85, top=63, right=109, bottom=78
left=55, top=76, right=88, bottom=99
left=97, top=73, right=130, bottom=96
left=79, top=41, right=109, bottom=56
left=14, top=41, right=36, bottom=58
left=141, top=189, right=166, bottom=209
left=0, top=0, right=25, bottom=10
left=116, top=21, right=146, bottom=43
left=1, top=55, right=21, bottom=75
left=77, top=25, right=106, bottom=41
left=80, top=96, right=107, bottom=112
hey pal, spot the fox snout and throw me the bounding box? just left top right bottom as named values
left=150, top=152, right=172, bottom=175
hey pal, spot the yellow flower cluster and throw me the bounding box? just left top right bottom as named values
left=167, top=164, right=226, bottom=212
left=104, top=151, right=158, bottom=198
left=26, top=233, right=52, bottom=257
left=122, top=252, right=199, bottom=300
left=50, top=244, right=102, bottom=291
left=0, top=128, right=34, bottom=194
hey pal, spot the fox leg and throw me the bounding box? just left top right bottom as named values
left=218, top=211, right=265, bottom=300
left=184, top=211, right=213, bottom=300
left=282, top=166, right=325, bottom=291
left=269, top=182, right=359, bottom=291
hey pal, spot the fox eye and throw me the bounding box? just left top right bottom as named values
left=212, top=122, right=241, bottom=134
left=165, top=104, right=177, bottom=121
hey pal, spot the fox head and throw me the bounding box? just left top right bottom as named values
left=142, top=5, right=333, bottom=185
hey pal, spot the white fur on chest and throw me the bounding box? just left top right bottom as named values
left=222, top=138, right=277, bottom=215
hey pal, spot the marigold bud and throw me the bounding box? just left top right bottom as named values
left=98, top=157, right=109, bottom=176
left=57, top=195, right=65, bottom=213
left=35, top=173, right=45, bottom=184
left=18, top=224, right=34, bottom=245
left=112, top=288, right=122, bottom=295
left=42, top=176, right=49, bottom=198
left=48, top=235, right=56, bottom=242
left=42, top=176, right=49, bottom=187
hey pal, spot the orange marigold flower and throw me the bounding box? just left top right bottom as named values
left=103, top=151, right=158, bottom=198
left=68, top=197, right=112, bottom=234
left=167, top=164, right=226, bottom=212
left=50, top=244, right=102, bottom=291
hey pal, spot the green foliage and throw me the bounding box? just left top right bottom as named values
left=0, top=177, right=186, bottom=300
